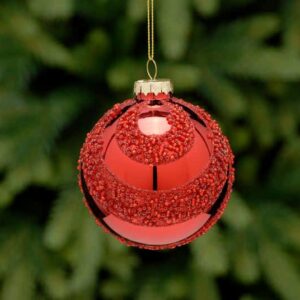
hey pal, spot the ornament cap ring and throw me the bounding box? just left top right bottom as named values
left=134, top=79, right=173, bottom=96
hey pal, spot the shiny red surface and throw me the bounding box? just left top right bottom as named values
left=138, top=116, right=171, bottom=135
left=104, top=213, right=210, bottom=245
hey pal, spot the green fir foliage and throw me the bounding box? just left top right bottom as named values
left=0, top=0, right=299, bottom=299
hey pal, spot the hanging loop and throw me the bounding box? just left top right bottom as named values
left=146, top=58, right=158, bottom=80
left=147, top=0, right=158, bottom=79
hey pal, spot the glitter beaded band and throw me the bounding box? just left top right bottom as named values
left=115, top=101, right=194, bottom=165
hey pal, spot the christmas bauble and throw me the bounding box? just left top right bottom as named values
left=78, top=79, right=234, bottom=250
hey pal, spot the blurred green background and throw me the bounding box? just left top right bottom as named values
left=0, top=0, right=300, bottom=299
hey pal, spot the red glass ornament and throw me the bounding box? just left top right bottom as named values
left=78, top=80, right=234, bottom=250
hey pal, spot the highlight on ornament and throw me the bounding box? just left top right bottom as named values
left=78, top=79, right=235, bottom=250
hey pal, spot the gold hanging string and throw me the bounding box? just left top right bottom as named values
left=147, top=0, right=158, bottom=80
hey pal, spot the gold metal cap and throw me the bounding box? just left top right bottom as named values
left=134, top=79, right=173, bottom=96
